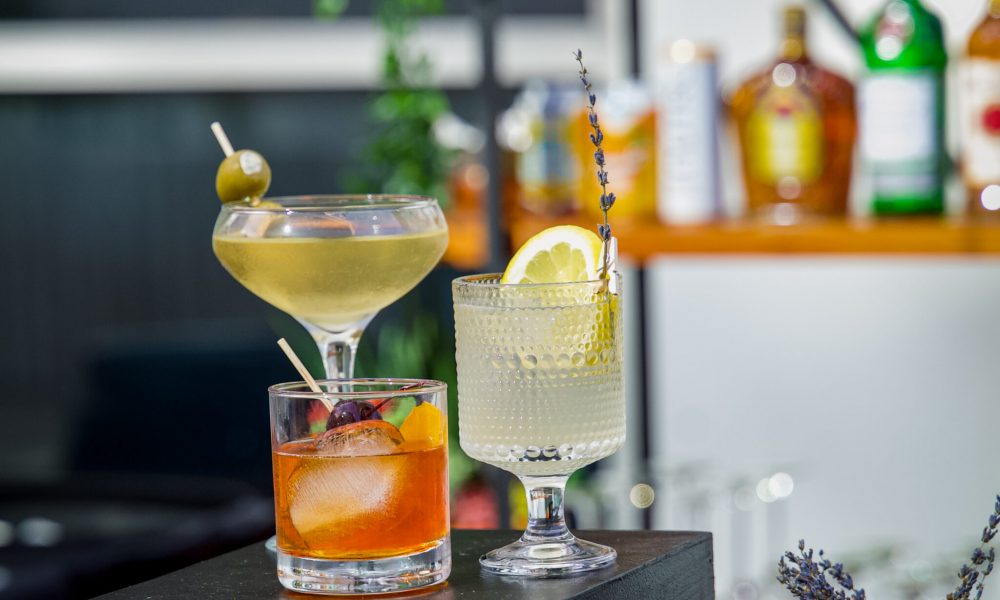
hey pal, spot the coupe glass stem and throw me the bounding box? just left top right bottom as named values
left=519, top=475, right=574, bottom=544
left=300, top=319, right=371, bottom=379
left=322, top=330, right=360, bottom=379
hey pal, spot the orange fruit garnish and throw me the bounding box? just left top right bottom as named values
left=398, top=402, right=445, bottom=450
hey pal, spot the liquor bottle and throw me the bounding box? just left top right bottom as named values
left=729, top=6, right=856, bottom=222
left=656, top=40, right=722, bottom=224
left=504, top=82, right=578, bottom=217
left=858, top=0, right=947, bottom=215
left=963, top=0, right=1000, bottom=213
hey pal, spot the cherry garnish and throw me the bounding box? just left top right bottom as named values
left=323, top=383, right=425, bottom=432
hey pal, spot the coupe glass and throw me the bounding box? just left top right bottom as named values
left=452, top=273, right=625, bottom=576
left=213, top=195, right=448, bottom=379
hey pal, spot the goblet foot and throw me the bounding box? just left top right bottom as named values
left=480, top=533, right=616, bottom=577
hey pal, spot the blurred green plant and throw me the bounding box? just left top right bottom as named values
left=336, top=0, right=454, bottom=204
left=312, top=0, right=348, bottom=19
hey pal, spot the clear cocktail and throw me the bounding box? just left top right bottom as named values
left=453, top=271, right=624, bottom=576
left=212, top=195, right=448, bottom=378
left=214, top=231, right=448, bottom=330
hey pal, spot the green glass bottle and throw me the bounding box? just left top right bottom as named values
left=858, top=0, right=948, bottom=215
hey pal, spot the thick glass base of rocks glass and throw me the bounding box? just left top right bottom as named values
left=269, top=379, right=450, bottom=594
left=453, top=274, right=625, bottom=577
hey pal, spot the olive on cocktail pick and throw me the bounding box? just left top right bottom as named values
left=210, top=122, right=272, bottom=204
left=215, top=150, right=271, bottom=203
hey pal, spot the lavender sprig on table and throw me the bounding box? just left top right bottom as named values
left=574, top=49, right=615, bottom=279
left=947, top=495, right=1000, bottom=600
left=777, top=540, right=866, bottom=600
left=779, top=495, right=1000, bottom=600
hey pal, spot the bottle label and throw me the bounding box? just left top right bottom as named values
left=961, top=59, right=1000, bottom=185
left=656, top=59, right=721, bottom=223
left=860, top=72, right=938, bottom=163
left=859, top=71, right=942, bottom=198
left=747, top=85, right=823, bottom=185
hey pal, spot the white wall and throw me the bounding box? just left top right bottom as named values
left=645, top=256, right=1000, bottom=599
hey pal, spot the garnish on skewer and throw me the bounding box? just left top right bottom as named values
left=276, top=338, right=441, bottom=444
left=322, top=382, right=442, bottom=449
left=276, top=338, right=405, bottom=450
left=210, top=121, right=272, bottom=204
left=277, top=338, right=332, bottom=411
left=325, top=382, right=426, bottom=429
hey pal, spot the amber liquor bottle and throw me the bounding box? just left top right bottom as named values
left=963, top=0, right=1000, bottom=213
left=730, top=5, right=856, bottom=222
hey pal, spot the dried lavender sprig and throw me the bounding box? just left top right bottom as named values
left=948, top=495, right=1000, bottom=600
left=574, top=49, right=615, bottom=279
left=777, top=540, right=865, bottom=600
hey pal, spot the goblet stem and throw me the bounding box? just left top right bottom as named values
left=520, top=475, right=574, bottom=544
left=478, top=472, right=616, bottom=576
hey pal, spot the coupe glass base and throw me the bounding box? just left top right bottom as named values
left=276, top=537, right=451, bottom=595
left=479, top=534, right=617, bottom=577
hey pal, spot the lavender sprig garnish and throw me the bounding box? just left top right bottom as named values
left=779, top=495, right=1000, bottom=600
left=947, top=495, right=1000, bottom=600
left=574, top=49, right=615, bottom=279
left=777, top=540, right=866, bottom=600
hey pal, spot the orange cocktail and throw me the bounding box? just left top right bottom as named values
left=273, top=435, right=448, bottom=558
left=268, top=379, right=450, bottom=595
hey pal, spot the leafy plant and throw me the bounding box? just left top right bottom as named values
left=345, top=0, right=453, bottom=203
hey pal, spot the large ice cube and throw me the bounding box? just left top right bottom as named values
left=288, top=455, right=403, bottom=537
left=313, top=420, right=404, bottom=457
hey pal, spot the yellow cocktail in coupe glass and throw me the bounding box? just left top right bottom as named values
left=212, top=195, right=448, bottom=378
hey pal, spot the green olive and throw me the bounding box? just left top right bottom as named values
left=253, top=200, right=283, bottom=209
left=216, top=149, right=271, bottom=203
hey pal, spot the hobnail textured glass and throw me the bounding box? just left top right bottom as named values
left=453, top=274, right=625, bottom=476
left=453, top=273, right=625, bottom=575
left=454, top=275, right=625, bottom=466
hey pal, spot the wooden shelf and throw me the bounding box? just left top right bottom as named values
left=510, top=214, right=1000, bottom=262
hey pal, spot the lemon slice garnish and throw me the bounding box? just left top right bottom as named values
left=502, top=225, right=604, bottom=284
